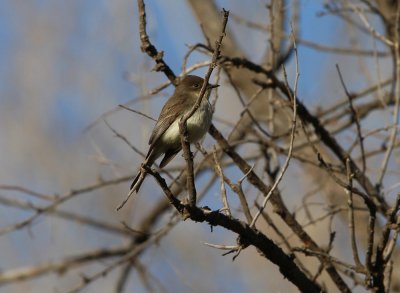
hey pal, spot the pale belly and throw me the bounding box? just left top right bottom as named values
left=160, top=101, right=212, bottom=148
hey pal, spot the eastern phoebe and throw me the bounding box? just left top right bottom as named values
left=128, top=75, right=219, bottom=195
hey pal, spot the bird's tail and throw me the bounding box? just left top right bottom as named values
left=128, top=147, right=155, bottom=194
left=117, top=149, right=155, bottom=211
left=129, top=170, right=147, bottom=193
left=117, top=171, right=147, bottom=211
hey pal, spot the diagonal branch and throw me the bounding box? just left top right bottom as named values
left=144, top=166, right=322, bottom=293
left=137, top=0, right=177, bottom=84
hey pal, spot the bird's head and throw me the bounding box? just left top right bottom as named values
left=176, top=75, right=219, bottom=96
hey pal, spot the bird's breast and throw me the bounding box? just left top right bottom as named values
left=186, top=100, right=213, bottom=142
left=160, top=100, right=212, bottom=147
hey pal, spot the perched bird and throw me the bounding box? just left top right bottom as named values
left=128, top=75, right=219, bottom=195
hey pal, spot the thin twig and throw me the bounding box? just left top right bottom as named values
left=0, top=175, right=132, bottom=236
left=137, top=0, right=177, bottom=84
left=0, top=185, right=56, bottom=201
left=382, top=194, right=400, bottom=263
left=212, top=146, right=231, bottom=216
left=118, top=104, right=157, bottom=122
left=250, top=28, right=299, bottom=228
left=336, top=64, right=366, bottom=173
left=347, top=2, right=394, bottom=47
left=67, top=220, right=176, bottom=293
left=0, top=195, right=130, bottom=236
left=376, top=3, right=400, bottom=188
left=104, top=119, right=146, bottom=158
left=179, top=9, right=230, bottom=207
left=345, top=158, right=364, bottom=271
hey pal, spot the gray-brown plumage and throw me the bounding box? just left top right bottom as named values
left=128, top=75, right=218, bottom=195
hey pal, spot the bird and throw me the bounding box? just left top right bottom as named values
left=128, top=75, right=219, bottom=196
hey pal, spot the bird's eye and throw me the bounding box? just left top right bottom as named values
left=193, top=84, right=199, bottom=88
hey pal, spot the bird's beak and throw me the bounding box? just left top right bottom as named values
left=208, top=83, right=219, bottom=89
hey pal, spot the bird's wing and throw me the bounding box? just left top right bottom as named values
left=148, top=93, right=192, bottom=147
